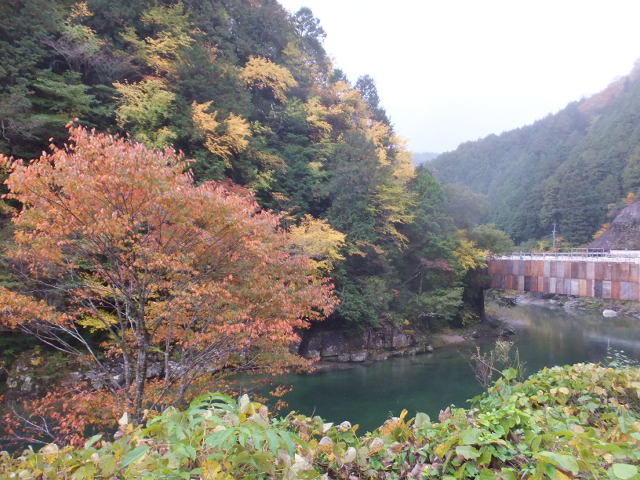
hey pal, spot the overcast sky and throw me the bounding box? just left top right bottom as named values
left=278, top=0, right=640, bottom=153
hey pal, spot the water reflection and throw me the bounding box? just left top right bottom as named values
left=496, top=302, right=640, bottom=373
left=267, top=302, right=640, bottom=432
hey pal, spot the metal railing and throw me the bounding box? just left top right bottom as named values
left=491, top=248, right=640, bottom=264
left=508, top=248, right=607, bottom=258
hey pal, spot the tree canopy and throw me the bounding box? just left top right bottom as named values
left=0, top=0, right=493, bottom=445
left=0, top=0, right=485, bottom=332
left=0, top=125, right=336, bottom=428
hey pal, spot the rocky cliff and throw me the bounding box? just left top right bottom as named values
left=298, top=322, right=435, bottom=364
left=590, top=201, right=640, bottom=250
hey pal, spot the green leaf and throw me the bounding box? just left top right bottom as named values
left=175, top=443, right=197, bottom=461
left=478, top=468, right=496, bottom=480
left=71, top=465, right=96, bottom=480
left=500, top=469, right=517, bottom=480
left=84, top=434, right=102, bottom=449
left=611, top=464, right=639, bottom=480
left=278, top=431, right=297, bottom=455
left=537, top=451, right=579, bottom=475
left=460, top=428, right=481, bottom=445
left=99, top=455, right=117, bottom=476
left=266, top=429, right=281, bottom=454
left=478, top=448, right=492, bottom=466
left=120, top=446, right=149, bottom=468
left=205, top=428, right=236, bottom=449
left=192, top=392, right=235, bottom=412
left=530, top=434, right=542, bottom=452
left=252, top=430, right=265, bottom=450
left=414, top=412, right=431, bottom=429
left=456, top=445, right=481, bottom=459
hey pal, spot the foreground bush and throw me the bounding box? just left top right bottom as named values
left=1, top=363, right=640, bottom=479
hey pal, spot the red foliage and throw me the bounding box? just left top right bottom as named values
left=1, top=384, right=119, bottom=447
left=0, top=125, right=337, bottom=442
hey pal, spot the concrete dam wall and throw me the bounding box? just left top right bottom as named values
left=488, top=255, right=640, bottom=301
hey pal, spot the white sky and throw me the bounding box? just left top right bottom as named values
left=278, top=0, right=640, bottom=153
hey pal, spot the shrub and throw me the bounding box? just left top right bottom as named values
left=1, top=363, right=639, bottom=479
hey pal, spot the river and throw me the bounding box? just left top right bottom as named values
left=263, top=300, right=640, bottom=432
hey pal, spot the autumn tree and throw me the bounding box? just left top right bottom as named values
left=191, top=100, right=251, bottom=164
left=289, top=215, right=346, bottom=273
left=120, top=1, right=194, bottom=75
left=0, top=0, right=489, bottom=343
left=241, top=56, right=297, bottom=103
left=0, top=125, right=336, bottom=427
left=114, top=77, right=177, bottom=148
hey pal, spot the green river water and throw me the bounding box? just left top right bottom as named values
left=263, top=301, right=640, bottom=432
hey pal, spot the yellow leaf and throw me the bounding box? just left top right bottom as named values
left=201, top=460, right=221, bottom=480
left=434, top=442, right=447, bottom=458
left=241, top=57, right=297, bottom=103
left=289, top=215, right=346, bottom=273
left=552, top=469, right=571, bottom=480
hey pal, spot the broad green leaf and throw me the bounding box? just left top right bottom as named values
left=414, top=412, right=431, bottom=429
left=252, top=430, right=265, bottom=450
left=478, top=468, right=496, bottom=480
left=175, top=443, right=197, bottom=461
left=460, top=428, right=481, bottom=445
left=456, top=445, right=481, bottom=459
left=99, top=455, right=117, bottom=476
left=611, top=463, right=639, bottom=480
left=537, top=452, right=579, bottom=475
left=84, top=434, right=102, bottom=449
left=279, top=431, right=297, bottom=455
left=478, top=448, right=492, bottom=466
left=120, top=446, right=149, bottom=468
left=71, top=465, right=96, bottom=480
left=266, top=429, right=281, bottom=454
left=205, top=428, right=236, bottom=449
left=500, top=468, right=517, bottom=480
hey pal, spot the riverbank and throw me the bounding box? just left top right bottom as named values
left=272, top=299, right=640, bottom=431
left=300, top=321, right=504, bottom=373
left=488, top=288, right=640, bottom=319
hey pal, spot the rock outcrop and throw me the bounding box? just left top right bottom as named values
left=299, top=323, right=433, bottom=363
left=590, top=201, right=640, bottom=250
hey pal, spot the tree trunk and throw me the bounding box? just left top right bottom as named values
left=133, top=329, right=149, bottom=424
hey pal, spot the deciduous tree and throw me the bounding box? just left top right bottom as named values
left=0, top=125, right=336, bottom=429
left=241, top=56, right=297, bottom=103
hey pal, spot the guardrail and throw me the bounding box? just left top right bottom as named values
left=502, top=248, right=607, bottom=258
left=491, top=248, right=640, bottom=263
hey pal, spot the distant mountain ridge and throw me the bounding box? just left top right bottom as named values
left=412, top=152, right=439, bottom=165
left=429, top=60, right=640, bottom=244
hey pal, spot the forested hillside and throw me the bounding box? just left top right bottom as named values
left=0, top=0, right=490, bottom=331
left=4, top=1, right=638, bottom=468
left=0, top=0, right=510, bottom=447
left=430, top=63, right=640, bottom=245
